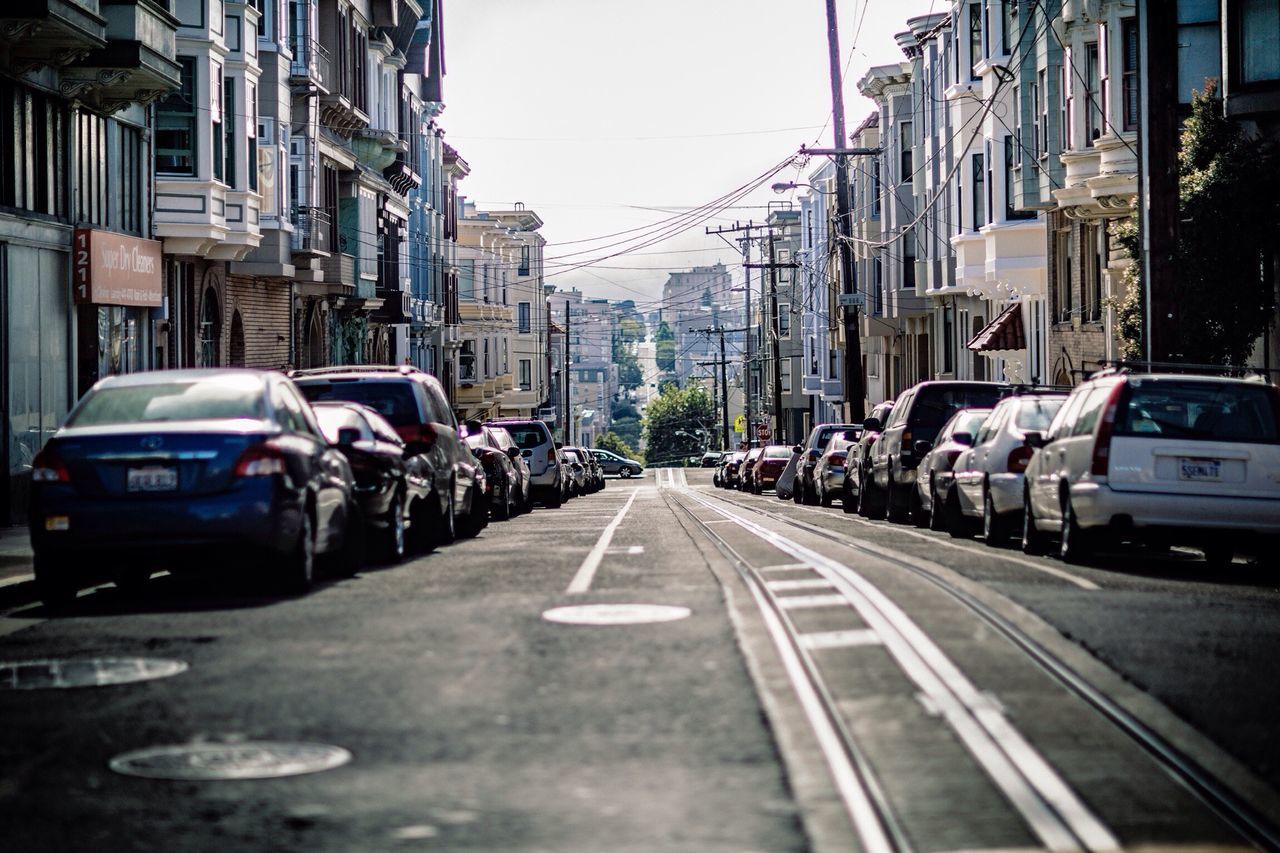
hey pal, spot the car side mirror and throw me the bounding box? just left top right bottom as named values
left=792, top=444, right=803, bottom=454
left=952, top=432, right=973, bottom=447
left=1024, top=431, right=1047, bottom=449
left=404, top=441, right=431, bottom=457
left=507, top=446, right=521, bottom=460
left=913, top=440, right=933, bottom=455
left=463, top=419, right=483, bottom=438
left=862, top=416, right=881, bottom=432
left=336, top=427, right=360, bottom=446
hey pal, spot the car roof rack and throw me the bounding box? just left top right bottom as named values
left=1091, top=360, right=1280, bottom=380
left=289, top=364, right=427, bottom=378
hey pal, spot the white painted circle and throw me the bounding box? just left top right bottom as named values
left=542, top=603, right=692, bottom=625
left=109, top=742, right=352, bottom=780
left=0, top=658, right=188, bottom=690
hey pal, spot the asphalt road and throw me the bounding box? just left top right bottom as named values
left=1, top=469, right=1278, bottom=851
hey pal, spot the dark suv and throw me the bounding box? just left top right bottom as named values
left=291, top=365, right=484, bottom=546
left=866, top=381, right=1010, bottom=522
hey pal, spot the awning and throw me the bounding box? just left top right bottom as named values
left=967, top=303, right=1026, bottom=352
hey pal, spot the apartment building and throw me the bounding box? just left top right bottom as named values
left=485, top=204, right=550, bottom=418
left=455, top=201, right=517, bottom=420
left=660, top=262, right=737, bottom=387
left=796, top=159, right=843, bottom=423
left=755, top=208, right=805, bottom=443
left=550, top=289, right=616, bottom=445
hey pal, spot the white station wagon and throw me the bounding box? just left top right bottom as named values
left=1021, top=373, right=1280, bottom=565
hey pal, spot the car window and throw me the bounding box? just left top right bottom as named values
left=503, top=424, right=548, bottom=449
left=888, top=392, right=913, bottom=427
left=911, top=385, right=1006, bottom=430
left=974, top=406, right=1006, bottom=444
left=765, top=446, right=791, bottom=458
left=1015, top=397, right=1066, bottom=432
left=272, top=383, right=311, bottom=434
left=295, top=379, right=420, bottom=428
left=313, top=406, right=371, bottom=444
left=69, top=376, right=268, bottom=426
left=1115, top=380, right=1280, bottom=443
left=1048, top=387, right=1089, bottom=441
left=1072, top=384, right=1115, bottom=437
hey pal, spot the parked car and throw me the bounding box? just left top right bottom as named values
left=793, top=423, right=861, bottom=505
left=28, top=369, right=362, bottom=607
left=465, top=424, right=523, bottom=520
left=751, top=445, right=793, bottom=494
left=948, top=393, right=1068, bottom=542
left=739, top=446, right=765, bottom=492
left=488, top=418, right=565, bottom=505
left=712, top=451, right=731, bottom=486
left=1022, top=373, right=1280, bottom=565
left=562, top=447, right=589, bottom=497
left=567, top=447, right=604, bottom=493
left=914, top=407, right=995, bottom=533
left=866, top=382, right=1010, bottom=522
left=292, top=365, right=484, bottom=545
left=483, top=424, right=532, bottom=512
left=313, top=400, right=431, bottom=562
left=775, top=450, right=801, bottom=500
left=699, top=451, right=721, bottom=468
left=844, top=400, right=895, bottom=515
left=812, top=431, right=859, bottom=507
left=590, top=447, right=643, bottom=478
left=721, top=451, right=747, bottom=489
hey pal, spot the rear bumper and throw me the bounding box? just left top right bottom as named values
left=1071, top=481, right=1280, bottom=534
left=30, top=478, right=304, bottom=558
left=529, top=465, right=560, bottom=488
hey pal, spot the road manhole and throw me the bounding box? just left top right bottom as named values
left=0, top=658, right=188, bottom=690
left=109, top=742, right=352, bottom=780
left=542, top=603, right=692, bottom=625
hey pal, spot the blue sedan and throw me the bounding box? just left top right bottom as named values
left=28, top=369, right=360, bottom=608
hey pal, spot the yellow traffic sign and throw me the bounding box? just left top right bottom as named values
left=733, top=414, right=747, bottom=433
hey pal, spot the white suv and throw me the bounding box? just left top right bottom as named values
left=1021, top=373, right=1280, bottom=565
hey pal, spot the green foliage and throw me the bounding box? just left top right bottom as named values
left=1170, top=82, right=1279, bottom=365
left=609, top=415, right=642, bottom=451
left=642, top=384, right=715, bottom=465
left=1107, top=214, right=1144, bottom=361
left=594, top=431, right=637, bottom=460
left=655, top=321, right=676, bottom=373
left=657, top=377, right=680, bottom=396
left=617, top=317, right=645, bottom=343
left=617, top=353, right=643, bottom=390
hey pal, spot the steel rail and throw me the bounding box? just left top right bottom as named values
left=697, top=486, right=1280, bottom=852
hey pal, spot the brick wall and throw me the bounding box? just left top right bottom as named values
left=225, top=275, right=291, bottom=370
left=1045, top=211, right=1130, bottom=385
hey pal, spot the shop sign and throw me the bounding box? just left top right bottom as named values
left=73, top=229, right=163, bottom=307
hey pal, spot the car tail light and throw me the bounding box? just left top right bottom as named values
left=234, top=443, right=287, bottom=477
left=1091, top=383, right=1126, bottom=477
left=397, top=423, right=437, bottom=449
left=1007, top=444, right=1034, bottom=473
left=31, top=446, right=71, bottom=483
left=901, top=430, right=914, bottom=455
left=547, top=447, right=557, bottom=463
left=808, top=450, right=820, bottom=463
left=828, top=453, right=846, bottom=467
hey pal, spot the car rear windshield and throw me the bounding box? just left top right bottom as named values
left=764, top=446, right=792, bottom=458
left=912, top=385, right=1007, bottom=429
left=69, top=377, right=266, bottom=426
left=1015, top=397, right=1066, bottom=431
left=815, top=426, right=850, bottom=449
left=295, top=380, right=419, bottom=427
left=1115, top=381, right=1280, bottom=443
left=502, top=424, right=550, bottom=449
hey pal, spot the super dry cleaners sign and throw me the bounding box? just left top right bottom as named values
left=73, top=229, right=164, bottom=308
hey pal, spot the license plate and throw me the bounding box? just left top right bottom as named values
left=1178, top=457, right=1222, bottom=482
left=127, top=466, right=178, bottom=492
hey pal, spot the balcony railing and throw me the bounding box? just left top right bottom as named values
left=290, top=206, right=330, bottom=256
left=289, top=36, right=331, bottom=92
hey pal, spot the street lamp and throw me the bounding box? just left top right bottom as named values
left=770, top=181, right=834, bottom=195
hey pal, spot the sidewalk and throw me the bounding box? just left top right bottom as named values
left=0, top=525, right=36, bottom=602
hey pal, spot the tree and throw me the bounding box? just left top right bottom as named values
left=642, top=383, right=715, bottom=466
left=1112, top=81, right=1280, bottom=365
left=595, top=431, right=637, bottom=460
left=655, top=321, right=676, bottom=373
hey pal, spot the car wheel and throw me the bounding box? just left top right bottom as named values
left=928, top=483, right=946, bottom=531
left=460, top=484, right=487, bottom=538
left=34, top=552, right=78, bottom=612
left=886, top=477, right=909, bottom=524
left=112, top=565, right=152, bottom=595
left=326, top=503, right=366, bottom=577
left=1058, top=495, right=1093, bottom=564
left=382, top=495, right=406, bottom=562
left=841, top=480, right=858, bottom=514
left=436, top=485, right=458, bottom=546
left=911, top=486, right=929, bottom=529
left=620, top=467, right=632, bottom=479
left=820, top=484, right=833, bottom=508
left=1021, top=489, right=1048, bottom=554
left=1203, top=543, right=1234, bottom=568
left=982, top=488, right=1011, bottom=546
left=945, top=487, right=975, bottom=539
left=804, top=480, right=819, bottom=506
left=495, top=481, right=512, bottom=521
left=280, top=511, right=315, bottom=595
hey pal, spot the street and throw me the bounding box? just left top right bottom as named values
left=2, top=469, right=1279, bottom=851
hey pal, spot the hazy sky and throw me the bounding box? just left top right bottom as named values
left=442, top=0, right=942, bottom=307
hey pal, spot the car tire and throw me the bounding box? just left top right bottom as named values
left=620, top=467, right=632, bottom=479
left=820, top=485, right=833, bottom=508
left=982, top=488, right=1011, bottom=546
left=460, top=484, right=487, bottom=538
left=495, top=481, right=512, bottom=521
left=1021, top=489, right=1049, bottom=554
left=886, top=477, right=909, bottom=524
left=1203, top=543, right=1234, bottom=568
left=327, top=504, right=366, bottom=578
left=112, top=565, right=152, bottom=595
left=280, top=511, right=315, bottom=595
left=1058, top=495, right=1093, bottom=563
left=382, top=495, right=406, bottom=562
left=34, top=552, right=78, bottom=612
left=436, top=486, right=458, bottom=546
left=928, top=483, right=947, bottom=531
left=911, top=487, right=929, bottom=528
left=945, top=487, right=975, bottom=539
left=804, top=480, right=819, bottom=506
left=545, top=482, right=562, bottom=509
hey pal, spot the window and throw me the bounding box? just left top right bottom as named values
left=941, top=304, right=954, bottom=374
left=900, top=121, right=913, bottom=183
left=1038, top=68, right=1048, bottom=155
left=873, top=258, right=884, bottom=316
left=1054, top=222, right=1073, bottom=323
left=969, top=2, right=983, bottom=79
left=1241, top=0, right=1280, bottom=83
left=903, top=232, right=916, bottom=289
left=781, top=359, right=792, bottom=394
left=1004, top=136, right=1034, bottom=220
left=1012, top=83, right=1022, bottom=167
left=1002, top=0, right=1016, bottom=55
left=972, top=152, right=986, bottom=229
left=247, top=86, right=258, bottom=192
left=871, top=159, right=881, bottom=217
left=1122, top=17, right=1139, bottom=130
left=1098, top=24, right=1110, bottom=140
left=1085, top=42, right=1103, bottom=143
left=1083, top=221, right=1105, bottom=322
left=458, top=259, right=475, bottom=300
left=519, top=244, right=530, bottom=276
left=1031, top=76, right=1042, bottom=158
left=212, top=72, right=223, bottom=182
left=519, top=359, right=532, bottom=391
left=223, top=76, right=235, bottom=185
left=779, top=302, right=790, bottom=338
left=517, top=302, right=531, bottom=334
left=985, top=140, right=994, bottom=226
left=156, top=56, right=197, bottom=175
left=1062, top=50, right=1073, bottom=150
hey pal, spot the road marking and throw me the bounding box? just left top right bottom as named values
left=776, top=594, right=851, bottom=610
left=760, top=563, right=812, bottom=572
left=684, top=490, right=1119, bottom=852
left=799, top=629, right=882, bottom=651
left=766, top=578, right=835, bottom=592
left=604, top=545, right=645, bottom=556
left=0, top=573, right=34, bottom=590
left=565, top=489, right=640, bottom=595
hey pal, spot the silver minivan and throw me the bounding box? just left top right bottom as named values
left=486, top=419, right=564, bottom=508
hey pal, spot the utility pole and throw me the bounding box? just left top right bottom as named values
left=718, top=329, right=729, bottom=449
left=767, top=233, right=783, bottom=443
left=824, top=0, right=865, bottom=421
left=563, top=300, right=572, bottom=444
left=706, top=221, right=763, bottom=445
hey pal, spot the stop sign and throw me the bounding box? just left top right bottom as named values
left=755, top=424, right=770, bottom=440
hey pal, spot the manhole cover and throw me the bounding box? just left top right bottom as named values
left=0, top=658, right=188, bottom=690
left=542, top=604, right=692, bottom=625
left=109, top=742, right=352, bottom=780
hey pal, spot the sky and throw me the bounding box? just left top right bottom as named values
left=441, top=0, right=943, bottom=308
